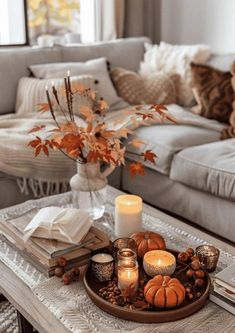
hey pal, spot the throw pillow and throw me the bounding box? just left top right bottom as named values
left=139, top=42, right=211, bottom=106
left=110, top=67, right=179, bottom=105
left=190, top=62, right=233, bottom=123
left=29, top=58, right=128, bottom=110
left=221, top=61, right=235, bottom=139
left=15, top=76, right=95, bottom=115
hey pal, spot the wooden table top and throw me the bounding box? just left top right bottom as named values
left=0, top=261, right=70, bottom=333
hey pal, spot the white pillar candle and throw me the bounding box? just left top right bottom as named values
left=115, top=195, right=142, bottom=237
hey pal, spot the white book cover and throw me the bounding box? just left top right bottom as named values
left=214, top=282, right=235, bottom=303
left=210, top=290, right=235, bottom=316
left=215, top=263, right=235, bottom=293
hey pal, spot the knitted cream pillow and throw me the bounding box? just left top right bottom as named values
left=16, top=76, right=95, bottom=115
left=139, top=42, right=211, bottom=106
left=110, top=67, right=179, bottom=105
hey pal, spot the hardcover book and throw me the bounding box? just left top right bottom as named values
left=215, top=263, right=235, bottom=293
left=0, top=210, right=109, bottom=268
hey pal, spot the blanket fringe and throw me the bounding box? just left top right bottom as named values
left=17, top=178, right=70, bottom=198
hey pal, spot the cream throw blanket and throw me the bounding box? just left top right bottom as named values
left=0, top=105, right=226, bottom=197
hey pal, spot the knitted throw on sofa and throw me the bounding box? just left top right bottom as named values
left=0, top=105, right=225, bottom=197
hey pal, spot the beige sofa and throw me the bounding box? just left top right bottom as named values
left=0, top=37, right=234, bottom=243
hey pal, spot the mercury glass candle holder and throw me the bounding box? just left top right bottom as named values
left=143, top=250, right=176, bottom=277
left=90, top=253, right=114, bottom=282
left=113, top=237, right=137, bottom=262
left=196, top=245, right=220, bottom=272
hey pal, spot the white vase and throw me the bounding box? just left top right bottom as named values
left=70, top=162, right=114, bottom=220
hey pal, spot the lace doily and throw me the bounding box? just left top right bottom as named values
left=0, top=189, right=234, bottom=333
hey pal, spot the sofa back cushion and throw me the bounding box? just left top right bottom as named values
left=0, top=47, right=61, bottom=115
left=61, top=37, right=150, bottom=72
left=0, top=37, right=149, bottom=115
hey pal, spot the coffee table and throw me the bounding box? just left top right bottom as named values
left=0, top=186, right=234, bottom=333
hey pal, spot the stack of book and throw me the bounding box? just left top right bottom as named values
left=209, top=263, right=235, bottom=315
left=0, top=211, right=109, bottom=277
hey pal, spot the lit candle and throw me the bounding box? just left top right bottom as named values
left=118, top=258, right=138, bottom=297
left=115, top=195, right=142, bottom=237
left=143, top=250, right=176, bottom=277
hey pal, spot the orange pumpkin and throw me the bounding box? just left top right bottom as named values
left=144, top=275, right=186, bottom=309
left=131, top=231, right=166, bottom=258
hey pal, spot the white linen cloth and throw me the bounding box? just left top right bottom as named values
left=0, top=105, right=226, bottom=197
left=23, top=206, right=92, bottom=244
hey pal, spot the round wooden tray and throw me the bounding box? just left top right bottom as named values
left=84, top=254, right=211, bottom=323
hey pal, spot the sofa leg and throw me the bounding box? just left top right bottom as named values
left=17, top=311, right=34, bottom=333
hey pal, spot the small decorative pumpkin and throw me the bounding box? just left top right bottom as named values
left=131, top=231, right=166, bottom=258
left=144, top=275, right=186, bottom=309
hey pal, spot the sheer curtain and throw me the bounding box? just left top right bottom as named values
left=81, top=0, right=160, bottom=43
left=95, top=0, right=125, bottom=41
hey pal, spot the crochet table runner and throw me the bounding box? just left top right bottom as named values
left=0, top=188, right=234, bottom=333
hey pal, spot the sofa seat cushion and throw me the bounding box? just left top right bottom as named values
left=170, top=139, right=235, bottom=199
left=126, top=123, right=221, bottom=176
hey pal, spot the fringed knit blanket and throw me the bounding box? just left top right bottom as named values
left=0, top=105, right=226, bottom=197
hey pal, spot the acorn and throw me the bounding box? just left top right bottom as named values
left=178, top=252, right=189, bottom=262
left=186, top=269, right=194, bottom=279
left=195, top=270, right=205, bottom=279
left=62, top=272, right=72, bottom=285
left=191, top=260, right=201, bottom=270
left=57, top=257, right=67, bottom=267
left=186, top=248, right=194, bottom=257
left=54, top=267, right=64, bottom=277
left=187, top=292, right=194, bottom=300
left=195, top=278, right=204, bottom=288
left=191, top=255, right=200, bottom=262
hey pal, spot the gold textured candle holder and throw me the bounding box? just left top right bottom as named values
left=196, top=245, right=220, bottom=272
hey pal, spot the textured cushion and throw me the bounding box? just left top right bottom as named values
left=110, top=67, right=178, bottom=105
left=170, top=139, right=235, bottom=200
left=29, top=58, right=127, bottom=110
left=15, top=76, right=95, bottom=115
left=139, top=42, right=211, bottom=106
left=191, top=62, right=234, bottom=123
left=221, top=62, right=235, bottom=139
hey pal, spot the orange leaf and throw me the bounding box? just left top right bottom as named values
left=141, top=149, right=157, bottom=164
left=37, top=103, right=52, bottom=112
left=128, top=138, right=146, bottom=148
left=42, top=145, right=49, bottom=156
left=60, top=133, right=84, bottom=154
left=35, top=145, right=42, bottom=157
left=28, top=138, right=41, bottom=148
left=28, top=125, right=46, bottom=134
left=129, top=162, right=145, bottom=178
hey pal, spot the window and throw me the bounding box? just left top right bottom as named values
left=27, top=0, right=81, bottom=44
left=0, top=0, right=28, bottom=46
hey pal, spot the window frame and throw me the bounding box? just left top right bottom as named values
left=0, top=0, right=29, bottom=47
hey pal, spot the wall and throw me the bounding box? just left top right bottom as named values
left=161, top=0, right=235, bottom=53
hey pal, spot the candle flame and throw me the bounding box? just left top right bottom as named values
left=67, top=70, right=70, bottom=77
left=45, top=85, right=48, bottom=91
